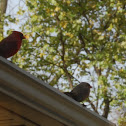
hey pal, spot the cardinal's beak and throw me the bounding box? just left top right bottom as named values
left=24, top=34, right=29, bottom=39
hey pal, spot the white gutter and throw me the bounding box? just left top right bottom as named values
left=0, top=56, right=115, bottom=126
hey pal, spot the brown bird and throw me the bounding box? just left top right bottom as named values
left=0, top=31, right=25, bottom=58
left=64, top=82, right=92, bottom=102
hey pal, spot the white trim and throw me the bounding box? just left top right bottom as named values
left=0, top=56, right=115, bottom=126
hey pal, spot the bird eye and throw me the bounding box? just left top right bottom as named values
left=20, top=33, right=24, bottom=39
left=20, top=33, right=23, bottom=38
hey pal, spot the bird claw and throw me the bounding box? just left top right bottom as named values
left=81, top=103, right=87, bottom=107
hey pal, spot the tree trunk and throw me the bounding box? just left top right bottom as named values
left=0, top=0, right=8, bottom=38
left=102, top=97, right=110, bottom=118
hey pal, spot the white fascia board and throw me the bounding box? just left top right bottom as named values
left=0, top=56, right=115, bottom=126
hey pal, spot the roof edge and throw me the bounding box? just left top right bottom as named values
left=0, top=57, right=115, bottom=126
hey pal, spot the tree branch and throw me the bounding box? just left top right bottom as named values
left=59, top=31, right=73, bottom=89
left=87, top=99, right=98, bottom=113
left=94, top=65, right=101, bottom=76
left=78, top=32, right=90, bottom=54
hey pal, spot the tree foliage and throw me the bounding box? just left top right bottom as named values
left=0, top=0, right=8, bottom=39
left=118, top=115, right=126, bottom=126
left=9, top=0, right=126, bottom=120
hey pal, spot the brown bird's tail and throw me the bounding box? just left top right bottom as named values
left=64, top=92, right=74, bottom=98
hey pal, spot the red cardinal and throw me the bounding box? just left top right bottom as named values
left=64, top=82, right=92, bottom=102
left=0, top=31, right=25, bottom=58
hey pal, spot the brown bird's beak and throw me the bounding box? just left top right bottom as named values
left=89, top=85, right=92, bottom=88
